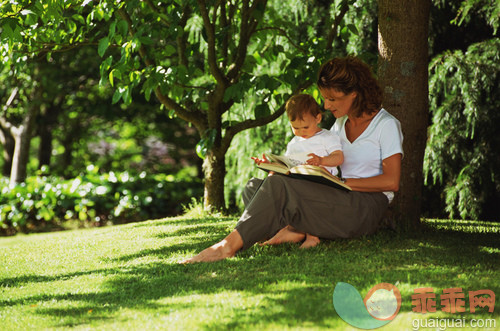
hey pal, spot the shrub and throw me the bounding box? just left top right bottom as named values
left=0, top=166, right=202, bottom=235
left=424, top=39, right=500, bottom=220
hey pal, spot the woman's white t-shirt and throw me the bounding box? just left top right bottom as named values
left=331, top=108, right=403, bottom=202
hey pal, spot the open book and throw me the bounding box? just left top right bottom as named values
left=256, top=154, right=351, bottom=191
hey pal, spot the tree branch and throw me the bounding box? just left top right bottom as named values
left=226, top=0, right=264, bottom=81
left=143, top=0, right=170, bottom=26
left=255, top=26, right=307, bottom=53
left=197, top=0, right=228, bottom=85
left=153, top=88, right=206, bottom=134
left=220, top=1, right=229, bottom=67
left=116, top=8, right=153, bottom=66
left=176, top=5, right=191, bottom=67
left=221, top=82, right=309, bottom=152
left=326, top=1, right=350, bottom=50
left=1, top=87, right=20, bottom=136
left=116, top=8, right=207, bottom=133
left=3, top=87, right=19, bottom=111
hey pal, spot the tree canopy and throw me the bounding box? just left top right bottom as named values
left=1, top=0, right=358, bottom=211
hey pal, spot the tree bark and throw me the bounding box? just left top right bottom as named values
left=38, top=126, right=53, bottom=169
left=202, top=149, right=226, bottom=212
left=38, top=105, right=60, bottom=169
left=0, top=126, right=15, bottom=176
left=0, top=87, right=18, bottom=177
left=10, top=104, right=39, bottom=185
left=377, top=0, right=430, bottom=230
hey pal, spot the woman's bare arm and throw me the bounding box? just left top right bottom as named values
left=344, top=153, right=402, bottom=192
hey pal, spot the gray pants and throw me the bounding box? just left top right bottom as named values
left=236, top=175, right=389, bottom=250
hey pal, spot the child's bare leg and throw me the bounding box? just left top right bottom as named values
left=299, top=234, right=321, bottom=249
left=179, top=230, right=244, bottom=263
left=260, top=225, right=305, bottom=246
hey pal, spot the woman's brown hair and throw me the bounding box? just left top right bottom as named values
left=317, top=56, right=383, bottom=117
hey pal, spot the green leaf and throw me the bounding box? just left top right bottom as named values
left=254, top=104, right=270, bottom=119
left=288, top=57, right=304, bottom=70
left=72, top=14, right=85, bottom=24
left=253, top=51, right=263, bottom=65
left=79, top=210, right=87, bottom=221
left=100, top=56, right=113, bottom=75
left=196, top=129, right=216, bottom=159
left=340, top=26, right=349, bottom=40
left=223, top=83, right=244, bottom=103
left=108, top=20, right=116, bottom=39
left=122, top=86, right=132, bottom=105
left=98, top=37, right=110, bottom=57
left=112, top=88, right=122, bottom=104
left=109, top=68, right=123, bottom=87
left=117, top=20, right=128, bottom=37
left=347, top=24, right=358, bottom=35
left=164, top=44, right=177, bottom=57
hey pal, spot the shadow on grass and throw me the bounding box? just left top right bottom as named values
left=130, top=216, right=234, bottom=229
left=1, top=218, right=499, bottom=329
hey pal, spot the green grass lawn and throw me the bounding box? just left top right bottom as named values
left=1, top=215, right=499, bottom=330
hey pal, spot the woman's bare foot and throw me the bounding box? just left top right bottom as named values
left=299, top=234, right=320, bottom=249
left=260, top=226, right=305, bottom=246
left=179, top=230, right=243, bottom=264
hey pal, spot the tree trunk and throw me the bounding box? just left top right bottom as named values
left=38, top=127, right=52, bottom=169
left=10, top=129, right=30, bottom=184
left=202, top=149, right=226, bottom=212
left=38, top=105, right=60, bottom=169
left=377, top=0, right=430, bottom=230
left=10, top=105, right=38, bottom=185
left=0, top=127, right=15, bottom=176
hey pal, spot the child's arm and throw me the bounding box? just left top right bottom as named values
left=306, top=150, right=344, bottom=167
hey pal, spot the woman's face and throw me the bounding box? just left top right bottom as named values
left=319, top=88, right=357, bottom=118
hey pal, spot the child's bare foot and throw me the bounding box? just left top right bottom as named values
left=299, top=234, right=320, bottom=249
left=260, top=226, right=305, bottom=246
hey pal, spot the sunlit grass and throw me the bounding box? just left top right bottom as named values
left=0, top=217, right=498, bottom=330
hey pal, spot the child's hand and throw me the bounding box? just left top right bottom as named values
left=306, top=153, right=322, bottom=166
left=251, top=153, right=269, bottom=165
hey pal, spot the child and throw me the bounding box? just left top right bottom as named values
left=252, top=93, right=344, bottom=248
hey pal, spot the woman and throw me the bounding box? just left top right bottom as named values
left=180, top=56, right=403, bottom=263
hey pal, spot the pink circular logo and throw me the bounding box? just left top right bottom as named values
left=363, top=282, right=402, bottom=321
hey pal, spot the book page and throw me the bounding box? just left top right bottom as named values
left=267, top=153, right=305, bottom=168
left=291, top=164, right=332, bottom=177
left=256, top=161, right=289, bottom=174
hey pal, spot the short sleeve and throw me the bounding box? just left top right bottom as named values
left=324, top=131, right=343, bottom=154
left=379, top=118, right=404, bottom=160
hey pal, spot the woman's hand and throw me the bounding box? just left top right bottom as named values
left=306, top=153, right=322, bottom=166
left=251, top=153, right=269, bottom=165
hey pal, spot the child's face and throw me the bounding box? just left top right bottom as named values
left=319, top=88, right=357, bottom=118
left=289, top=112, right=322, bottom=139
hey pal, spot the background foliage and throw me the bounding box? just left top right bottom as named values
left=423, top=0, right=499, bottom=221
left=0, top=166, right=202, bottom=235
left=424, top=38, right=500, bottom=221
